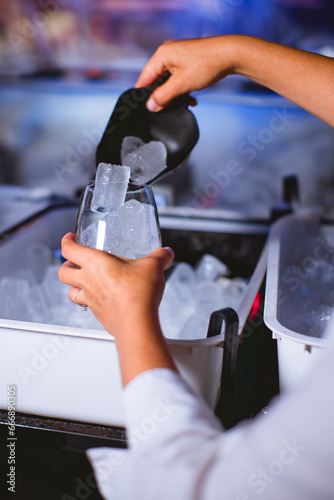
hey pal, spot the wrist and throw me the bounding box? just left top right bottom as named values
left=113, top=311, right=177, bottom=387
left=113, top=307, right=162, bottom=342
left=221, top=35, right=254, bottom=77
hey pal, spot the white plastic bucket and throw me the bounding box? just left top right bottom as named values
left=0, top=205, right=266, bottom=426
left=264, top=210, right=329, bottom=392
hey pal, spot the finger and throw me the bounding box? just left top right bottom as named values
left=58, top=260, right=82, bottom=288
left=69, top=286, right=88, bottom=307
left=146, top=246, right=175, bottom=271
left=146, top=74, right=190, bottom=112
left=161, top=247, right=175, bottom=270
left=61, top=232, right=76, bottom=254
left=61, top=233, right=78, bottom=262
left=147, top=91, right=197, bottom=112
left=62, top=232, right=76, bottom=242
left=135, top=58, right=168, bottom=89
left=135, top=39, right=177, bottom=90
left=189, top=96, right=198, bottom=107
left=61, top=259, right=80, bottom=270
left=61, top=233, right=101, bottom=268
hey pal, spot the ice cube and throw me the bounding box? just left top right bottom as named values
left=104, top=231, right=135, bottom=258
left=77, top=217, right=135, bottom=258
left=77, top=219, right=110, bottom=251
left=0, top=277, right=30, bottom=320
left=42, top=264, right=71, bottom=306
left=91, top=163, right=130, bottom=212
left=178, top=311, right=209, bottom=340
left=102, top=213, right=135, bottom=257
left=195, top=254, right=230, bottom=281
left=279, top=259, right=334, bottom=338
left=119, top=199, right=161, bottom=257
left=159, top=306, right=182, bottom=339
left=25, top=285, right=51, bottom=323
left=22, top=242, right=52, bottom=282
left=159, top=263, right=196, bottom=339
left=77, top=221, right=98, bottom=249
left=95, top=163, right=131, bottom=185
left=165, top=263, right=196, bottom=309
left=121, top=136, right=145, bottom=160
left=159, top=284, right=195, bottom=339
left=13, top=268, right=38, bottom=287
left=194, top=280, right=223, bottom=315
left=218, top=277, right=247, bottom=310
left=50, top=304, right=76, bottom=326
left=50, top=302, right=104, bottom=330
left=50, top=302, right=86, bottom=328
left=121, top=139, right=167, bottom=185
left=168, top=279, right=223, bottom=340
left=167, top=262, right=196, bottom=290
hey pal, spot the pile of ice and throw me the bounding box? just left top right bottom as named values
left=0, top=242, right=104, bottom=330
left=0, top=241, right=247, bottom=339
left=280, top=259, right=334, bottom=338
left=121, top=136, right=167, bottom=185
left=159, top=254, right=247, bottom=340
left=77, top=163, right=161, bottom=258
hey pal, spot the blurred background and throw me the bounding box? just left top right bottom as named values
left=0, top=0, right=334, bottom=219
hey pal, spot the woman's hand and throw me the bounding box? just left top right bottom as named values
left=136, top=35, right=334, bottom=127
left=59, top=233, right=176, bottom=386
left=58, top=233, right=174, bottom=338
left=135, top=36, right=237, bottom=112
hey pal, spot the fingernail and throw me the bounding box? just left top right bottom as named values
left=163, top=247, right=174, bottom=257
left=146, top=98, right=159, bottom=112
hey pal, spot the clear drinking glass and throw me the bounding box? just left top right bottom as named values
left=76, top=182, right=162, bottom=259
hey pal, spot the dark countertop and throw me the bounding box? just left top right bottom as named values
left=0, top=409, right=126, bottom=451
left=0, top=409, right=126, bottom=500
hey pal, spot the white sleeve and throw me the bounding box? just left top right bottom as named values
left=87, top=328, right=334, bottom=500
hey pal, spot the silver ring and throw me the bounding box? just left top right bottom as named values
left=74, top=289, right=88, bottom=311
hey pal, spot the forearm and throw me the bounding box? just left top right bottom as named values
left=224, top=35, right=334, bottom=127
left=140, top=35, right=334, bottom=127
left=114, top=311, right=177, bottom=387
left=59, top=236, right=176, bottom=387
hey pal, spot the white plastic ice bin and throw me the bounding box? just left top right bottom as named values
left=264, top=210, right=330, bottom=392
left=0, top=205, right=267, bottom=427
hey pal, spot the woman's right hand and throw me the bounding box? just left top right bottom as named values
left=135, top=36, right=237, bottom=112
left=136, top=34, right=334, bottom=127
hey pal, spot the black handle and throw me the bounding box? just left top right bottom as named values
left=207, top=307, right=239, bottom=429
left=283, top=174, right=299, bottom=204
left=270, top=174, right=299, bottom=221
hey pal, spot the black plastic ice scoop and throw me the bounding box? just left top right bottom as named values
left=96, top=76, right=200, bottom=185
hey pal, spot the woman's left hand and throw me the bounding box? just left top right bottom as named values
left=58, top=233, right=174, bottom=339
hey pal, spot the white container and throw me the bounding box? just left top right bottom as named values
left=0, top=206, right=266, bottom=427
left=0, top=184, right=53, bottom=235
left=264, top=210, right=330, bottom=392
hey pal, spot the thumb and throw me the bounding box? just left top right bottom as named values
left=149, top=246, right=175, bottom=270
left=146, top=77, right=185, bottom=112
